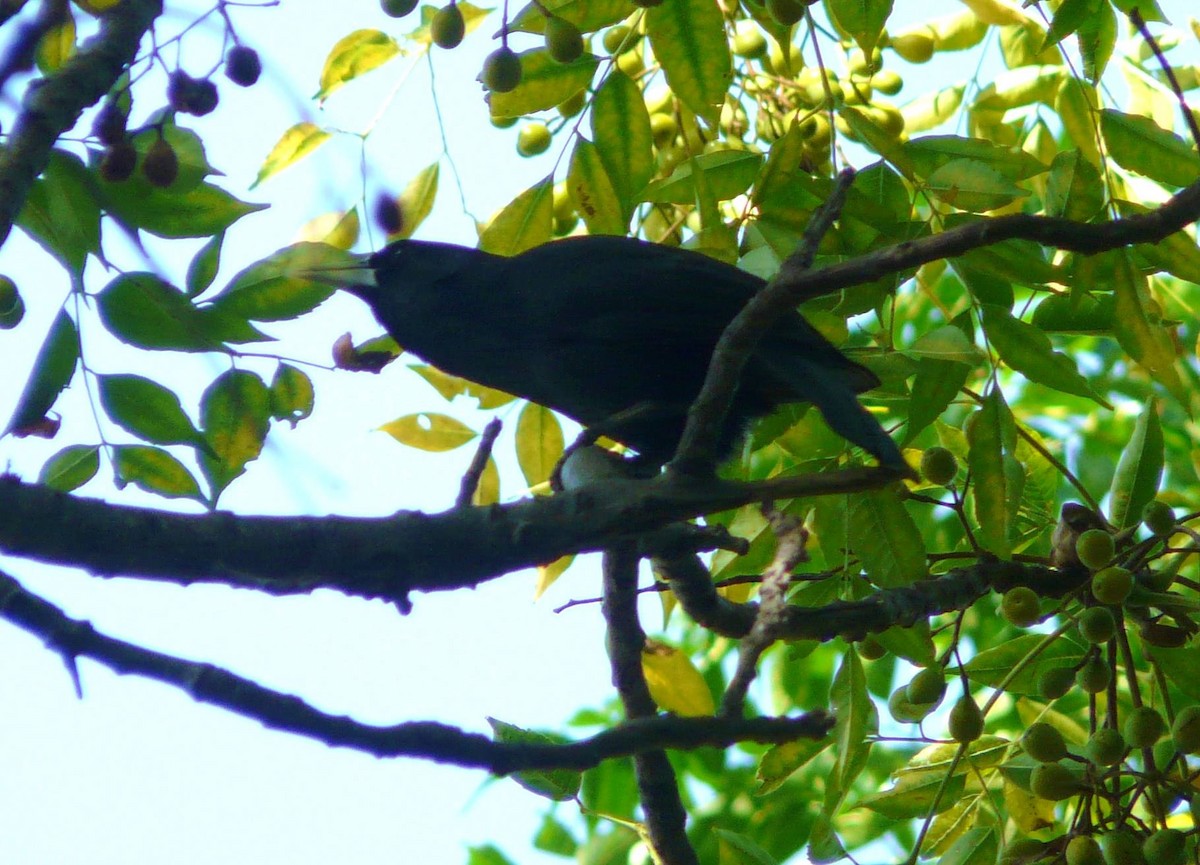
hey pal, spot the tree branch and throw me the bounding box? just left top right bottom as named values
left=0, top=0, right=163, bottom=244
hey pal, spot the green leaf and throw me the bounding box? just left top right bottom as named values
left=967, top=388, right=1011, bottom=559
left=830, top=650, right=876, bottom=805
left=756, top=738, right=831, bottom=795
left=200, top=370, right=272, bottom=501
left=269, top=364, right=314, bottom=427
left=567, top=138, right=626, bottom=235
left=379, top=412, right=477, bottom=451
left=487, top=717, right=581, bottom=801
left=1100, top=108, right=1200, bottom=188
left=925, top=158, right=1030, bottom=211
left=38, top=444, right=99, bottom=492
left=903, top=135, right=1047, bottom=181
left=206, top=242, right=338, bottom=321
left=16, top=149, right=100, bottom=276
left=1116, top=200, right=1200, bottom=284
left=860, top=770, right=964, bottom=819
left=938, top=827, right=997, bottom=865
left=908, top=326, right=983, bottom=363
left=392, top=162, right=439, bottom=240
left=827, top=0, right=892, bottom=56
left=516, top=403, right=563, bottom=491
left=1054, top=77, right=1101, bottom=165
left=1044, top=150, right=1104, bottom=220
left=906, top=357, right=970, bottom=444
left=316, top=29, right=401, bottom=101
left=128, top=122, right=216, bottom=193
left=714, top=829, right=778, bottom=865
left=1030, top=292, right=1114, bottom=334
left=1041, top=0, right=1095, bottom=49
left=479, top=175, right=554, bottom=256
left=962, top=634, right=1085, bottom=695
left=591, top=72, right=654, bottom=223
left=645, top=0, right=732, bottom=124
left=1076, top=0, right=1116, bottom=81
left=510, top=0, right=629, bottom=32
left=97, top=273, right=220, bottom=351
left=99, top=374, right=202, bottom=446
left=1111, top=250, right=1187, bottom=404
left=488, top=50, right=598, bottom=119
left=113, top=445, right=204, bottom=502
left=640, top=149, right=763, bottom=204
left=847, top=489, right=927, bottom=587
left=98, top=176, right=265, bottom=239
left=980, top=305, right=1105, bottom=404
left=4, top=310, right=79, bottom=435
left=253, top=122, right=332, bottom=188
left=186, top=233, right=223, bottom=297
left=1108, top=400, right=1163, bottom=529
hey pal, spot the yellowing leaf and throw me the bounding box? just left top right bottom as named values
left=317, top=29, right=401, bottom=101
left=35, top=10, right=75, bottom=73
left=479, top=176, right=554, bottom=256
left=392, top=162, right=439, bottom=240
left=516, top=403, right=563, bottom=491
left=379, top=412, right=477, bottom=451
left=646, top=0, right=732, bottom=124
left=534, top=555, right=573, bottom=599
left=253, top=123, right=332, bottom=189
left=641, top=641, right=714, bottom=717
left=568, top=138, right=626, bottom=235
left=1100, top=108, right=1200, bottom=188
left=958, top=0, right=1030, bottom=25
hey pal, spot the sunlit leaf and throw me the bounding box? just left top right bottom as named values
left=641, top=640, right=715, bottom=717
left=253, top=123, right=333, bottom=188
left=1108, top=400, right=1163, bottom=529
left=200, top=370, right=272, bottom=500
left=316, top=29, right=402, bottom=101
left=380, top=412, right=477, bottom=452
left=487, top=717, right=580, bottom=801
left=38, top=444, right=99, bottom=492
left=645, top=0, right=732, bottom=124
left=515, top=403, right=563, bottom=491
left=479, top=176, right=554, bottom=256
left=114, top=445, right=204, bottom=502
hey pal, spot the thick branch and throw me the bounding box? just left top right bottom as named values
left=0, top=467, right=897, bottom=601
left=0, top=566, right=832, bottom=767
left=0, top=0, right=162, bottom=244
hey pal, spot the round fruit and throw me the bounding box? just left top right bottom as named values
left=142, top=137, right=178, bottom=188
left=1075, top=529, right=1115, bottom=570
left=1091, top=566, right=1133, bottom=605
left=1171, top=705, right=1200, bottom=753
left=948, top=694, right=984, bottom=742
left=1038, top=666, right=1075, bottom=700
left=872, top=69, right=903, bottom=95
left=1001, top=586, right=1041, bottom=628
left=482, top=46, right=522, bottom=92
left=891, top=31, right=935, bottom=63
left=766, top=0, right=806, bottom=25
left=516, top=122, right=552, bottom=157
left=381, top=0, right=419, bottom=16
left=1142, top=829, right=1185, bottom=865
left=1085, top=728, right=1126, bottom=766
left=0, top=275, right=24, bottom=329
left=857, top=637, right=885, bottom=660
left=1066, top=836, right=1104, bottom=865
left=906, top=668, right=946, bottom=706
left=557, top=89, right=585, bottom=117
left=1078, top=606, right=1117, bottom=644
left=1030, top=762, right=1082, bottom=800
left=99, top=140, right=137, bottom=182
left=1076, top=655, right=1111, bottom=694
left=602, top=25, right=632, bottom=55
left=431, top=3, right=465, bottom=49
left=1100, top=830, right=1145, bottom=865
left=490, top=114, right=518, bottom=129
left=920, top=446, right=957, bottom=486
left=92, top=101, right=126, bottom=145
left=1022, top=722, right=1067, bottom=763
left=1142, top=500, right=1176, bottom=537
left=650, top=112, right=677, bottom=148
left=375, top=196, right=403, bottom=235
left=1000, top=839, right=1049, bottom=865
left=732, top=20, right=767, bottom=59
left=545, top=16, right=583, bottom=63
left=1123, top=705, right=1166, bottom=748
left=225, top=46, right=262, bottom=87
left=888, top=685, right=933, bottom=723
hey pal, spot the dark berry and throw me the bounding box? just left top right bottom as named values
left=225, top=46, right=261, bottom=87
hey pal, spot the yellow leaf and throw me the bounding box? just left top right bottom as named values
left=534, top=555, right=573, bottom=599
left=253, top=122, right=331, bottom=189
left=379, top=413, right=477, bottom=451
left=641, top=640, right=715, bottom=717
left=515, top=403, right=563, bottom=491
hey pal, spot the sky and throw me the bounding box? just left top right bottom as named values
left=1, top=2, right=1198, bottom=864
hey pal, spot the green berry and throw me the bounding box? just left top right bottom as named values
left=1038, top=666, right=1075, bottom=700
left=1001, top=586, right=1041, bottom=628
left=650, top=112, right=677, bottom=148
left=381, top=0, right=419, bottom=16
left=482, top=46, right=522, bottom=92
left=1142, top=829, right=1186, bottom=865
left=857, top=637, right=886, bottom=660
left=892, top=30, right=935, bottom=63
left=872, top=69, right=903, bottom=95
left=545, top=16, right=583, bottom=63
left=1078, top=606, right=1116, bottom=644
left=920, top=446, right=958, bottom=486
left=0, top=275, right=24, bottom=329
left=1067, top=836, right=1104, bottom=865
left=888, top=685, right=932, bottom=723
left=1076, top=655, right=1111, bottom=694
left=1123, top=705, right=1166, bottom=748
left=602, top=25, right=632, bottom=55
left=1143, top=500, right=1176, bottom=537
left=1029, top=762, right=1082, bottom=800
left=1101, top=830, right=1145, bottom=865
left=1091, top=566, right=1133, bottom=605
left=516, top=122, right=551, bottom=157
left=557, top=89, right=585, bottom=117
left=431, top=3, right=465, bottom=49
left=1171, top=705, right=1200, bottom=754
left=1022, top=722, right=1067, bottom=763
left=948, top=694, right=984, bottom=742
left=732, top=20, right=767, bottom=59
left=905, top=667, right=946, bottom=706
left=1075, top=529, right=1115, bottom=570
left=1085, top=728, right=1126, bottom=766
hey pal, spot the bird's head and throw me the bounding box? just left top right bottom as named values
left=301, top=239, right=484, bottom=300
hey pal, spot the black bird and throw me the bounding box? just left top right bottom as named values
left=332, top=235, right=903, bottom=469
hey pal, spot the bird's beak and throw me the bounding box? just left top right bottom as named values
left=293, top=243, right=377, bottom=290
